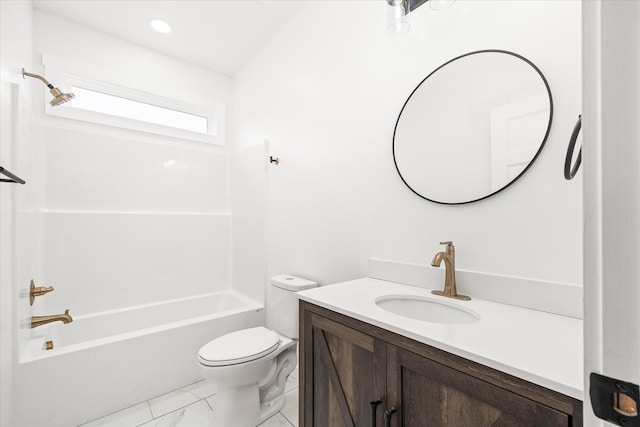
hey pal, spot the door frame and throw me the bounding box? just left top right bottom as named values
left=582, top=1, right=640, bottom=425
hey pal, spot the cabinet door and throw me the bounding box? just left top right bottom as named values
left=387, top=346, right=569, bottom=427
left=301, top=311, right=386, bottom=427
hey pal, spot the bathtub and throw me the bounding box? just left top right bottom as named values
left=14, top=290, right=265, bottom=427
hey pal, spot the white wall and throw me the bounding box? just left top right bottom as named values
left=234, top=0, right=583, bottom=287
left=0, top=2, right=34, bottom=425
left=17, top=10, right=236, bottom=319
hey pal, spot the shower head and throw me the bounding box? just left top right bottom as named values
left=48, top=87, right=75, bottom=106
left=22, top=68, right=75, bottom=107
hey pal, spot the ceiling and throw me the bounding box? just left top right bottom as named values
left=33, top=0, right=303, bottom=76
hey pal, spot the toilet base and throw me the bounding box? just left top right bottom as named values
left=209, top=384, right=259, bottom=427
left=208, top=387, right=287, bottom=427
left=258, top=394, right=286, bottom=424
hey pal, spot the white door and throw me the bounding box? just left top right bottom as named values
left=489, top=93, right=549, bottom=192
left=583, top=1, right=640, bottom=426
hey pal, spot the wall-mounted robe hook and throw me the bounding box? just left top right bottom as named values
left=270, top=156, right=280, bottom=165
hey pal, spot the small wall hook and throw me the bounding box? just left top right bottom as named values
left=270, top=156, right=280, bottom=165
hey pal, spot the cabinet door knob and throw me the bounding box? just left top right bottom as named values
left=370, top=399, right=382, bottom=427
left=384, top=407, right=397, bottom=427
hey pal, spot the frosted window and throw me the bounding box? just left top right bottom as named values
left=69, top=87, right=208, bottom=134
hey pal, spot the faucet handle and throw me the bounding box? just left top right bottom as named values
left=29, top=279, right=55, bottom=306
left=439, top=241, right=455, bottom=255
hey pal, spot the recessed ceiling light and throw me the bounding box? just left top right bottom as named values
left=150, top=19, right=172, bottom=34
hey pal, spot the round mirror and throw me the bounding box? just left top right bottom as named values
left=393, top=50, right=553, bottom=204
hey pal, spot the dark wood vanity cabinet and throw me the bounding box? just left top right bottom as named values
left=300, top=301, right=583, bottom=427
left=387, top=346, right=570, bottom=426
left=302, top=307, right=387, bottom=425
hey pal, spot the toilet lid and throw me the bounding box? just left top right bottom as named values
left=198, top=327, right=280, bottom=367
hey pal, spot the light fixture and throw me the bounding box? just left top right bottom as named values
left=429, top=0, right=456, bottom=11
left=150, top=19, right=172, bottom=34
left=386, top=0, right=455, bottom=36
left=387, top=0, right=410, bottom=37
left=22, top=68, right=75, bottom=107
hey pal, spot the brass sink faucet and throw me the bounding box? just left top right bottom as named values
left=431, top=241, right=471, bottom=301
left=31, top=309, right=73, bottom=328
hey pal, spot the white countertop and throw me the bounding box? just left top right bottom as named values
left=298, top=277, right=584, bottom=400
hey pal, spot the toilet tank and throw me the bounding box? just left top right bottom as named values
left=270, top=275, right=317, bottom=339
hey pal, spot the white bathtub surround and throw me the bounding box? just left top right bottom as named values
left=369, top=258, right=583, bottom=318
left=15, top=292, right=264, bottom=427
left=230, top=142, right=270, bottom=304
left=298, top=278, right=583, bottom=400
left=10, top=12, right=257, bottom=425
left=37, top=130, right=232, bottom=317
left=6, top=10, right=274, bottom=426
left=20, top=8, right=238, bottom=327
left=79, top=374, right=299, bottom=427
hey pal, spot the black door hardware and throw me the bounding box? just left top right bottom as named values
left=590, top=372, right=639, bottom=426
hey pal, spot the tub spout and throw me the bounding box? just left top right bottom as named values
left=31, top=309, right=73, bottom=328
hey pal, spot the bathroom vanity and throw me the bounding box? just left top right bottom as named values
left=298, top=278, right=583, bottom=426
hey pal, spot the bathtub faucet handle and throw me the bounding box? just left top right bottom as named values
left=30, top=279, right=55, bottom=306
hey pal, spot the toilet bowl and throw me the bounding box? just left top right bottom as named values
left=198, top=275, right=317, bottom=427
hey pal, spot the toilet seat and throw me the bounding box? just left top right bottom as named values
left=198, top=326, right=280, bottom=367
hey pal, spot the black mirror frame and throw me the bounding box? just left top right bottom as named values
left=392, top=49, right=554, bottom=205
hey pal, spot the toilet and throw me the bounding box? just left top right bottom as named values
left=198, top=275, right=317, bottom=427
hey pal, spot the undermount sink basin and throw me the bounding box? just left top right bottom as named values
left=375, top=295, right=480, bottom=325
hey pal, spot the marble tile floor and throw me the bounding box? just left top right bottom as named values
left=79, top=370, right=299, bottom=427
